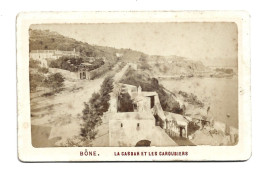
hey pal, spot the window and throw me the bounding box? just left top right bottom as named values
left=121, top=123, right=123, bottom=128
left=136, top=123, right=140, bottom=130
left=150, top=96, right=155, bottom=108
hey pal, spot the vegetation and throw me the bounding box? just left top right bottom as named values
left=81, top=76, right=114, bottom=139
left=178, top=91, right=204, bottom=107
left=49, top=56, right=83, bottom=72
left=43, top=73, right=65, bottom=92
left=118, top=93, right=134, bottom=112
left=29, top=29, right=118, bottom=60
left=215, top=68, right=234, bottom=74
left=29, top=73, right=44, bottom=92
left=80, top=102, right=100, bottom=140
left=138, top=55, right=151, bottom=71
left=30, top=72, right=65, bottom=94
left=29, top=59, right=65, bottom=93
left=29, top=59, right=41, bottom=68
left=29, top=29, right=157, bottom=64
left=38, top=67, right=49, bottom=74
left=49, top=56, right=105, bottom=72
left=89, top=61, right=116, bottom=80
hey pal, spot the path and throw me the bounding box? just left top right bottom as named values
left=31, top=63, right=122, bottom=147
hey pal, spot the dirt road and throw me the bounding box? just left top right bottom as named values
left=31, top=70, right=109, bottom=147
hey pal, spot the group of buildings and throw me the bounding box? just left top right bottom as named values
left=29, top=49, right=80, bottom=67
left=29, top=49, right=98, bottom=80
left=100, top=62, right=217, bottom=147
left=105, top=72, right=191, bottom=146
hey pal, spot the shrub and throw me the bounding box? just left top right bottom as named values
left=43, top=73, right=64, bottom=92
left=89, top=62, right=116, bottom=79
left=29, top=59, right=41, bottom=68
left=29, top=73, right=44, bottom=92
left=179, top=91, right=204, bottom=107
left=215, top=68, right=234, bottom=74
left=139, top=55, right=151, bottom=70
left=38, top=67, right=49, bottom=74
left=49, top=56, right=82, bottom=72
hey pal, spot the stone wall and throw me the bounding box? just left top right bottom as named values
left=109, top=117, right=155, bottom=146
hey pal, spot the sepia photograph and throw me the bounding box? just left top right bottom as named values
left=29, top=22, right=238, bottom=147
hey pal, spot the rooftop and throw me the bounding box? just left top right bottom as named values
left=164, top=111, right=189, bottom=126
left=80, top=63, right=93, bottom=66
left=131, top=91, right=157, bottom=101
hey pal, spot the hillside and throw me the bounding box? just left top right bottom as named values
left=29, top=29, right=148, bottom=61
left=29, top=29, right=211, bottom=77
left=29, top=29, right=119, bottom=59
left=147, top=55, right=210, bottom=77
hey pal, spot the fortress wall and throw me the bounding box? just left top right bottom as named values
left=109, top=118, right=155, bottom=147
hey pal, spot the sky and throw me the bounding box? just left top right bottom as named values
left=31, top=23, right=238, bottom=66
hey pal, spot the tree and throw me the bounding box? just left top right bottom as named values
left=99, top=76, right=114, bottom=112
left=89, top=92, right=103, bottom=117
left=118, top=93, right=134, bottom=112
left=80, top=76, right=114, bottom=140
left=80, top=103, right=100, bottom=140
left=139, top=55, right=150, bottom=70
left=44, top=73, right=64, bottom=92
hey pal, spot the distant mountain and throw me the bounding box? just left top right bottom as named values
left=147, top=55, right=209, bottom=76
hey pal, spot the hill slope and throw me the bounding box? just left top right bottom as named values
left=148, top=55, right=209, bottom=77
left=29, top=29, right=209, bottom=76
left=29, top=29, right=148, bottom=61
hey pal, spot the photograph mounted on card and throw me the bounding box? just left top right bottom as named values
left=17, top=11, right=251, bottom=162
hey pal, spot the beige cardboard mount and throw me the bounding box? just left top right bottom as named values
left=17, top=11, right=251, bottom=162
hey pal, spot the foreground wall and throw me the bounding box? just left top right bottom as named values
left=109, top=118, right=155, bottom=147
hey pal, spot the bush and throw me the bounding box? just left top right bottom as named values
left=89, top=62, right=116, bottom=79
left=38, top=67, right=49, bottom=74
left=49, top=56, right=82, bottom=72
left=179, top=91, right=204, bottom=107
left=29, top=73, right=44, bottom=91
left=43, top=73, right=64, bottom=92
left=215, top=68, right=233, bottom=74
left=49, top=56, right=106, bottom=73
left=139, top=55, right=151, bottom=70
left=29, top=59, right=41, bottom=68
